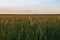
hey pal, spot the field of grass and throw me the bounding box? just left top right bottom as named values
left=0, top=15, right=60, bottom=40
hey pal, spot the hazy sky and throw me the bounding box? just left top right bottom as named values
left=0, top=0, right=60, bottom=14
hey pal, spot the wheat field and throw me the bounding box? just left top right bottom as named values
left=0, top=15, right=60, bottom=40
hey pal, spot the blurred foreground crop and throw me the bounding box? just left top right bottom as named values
left=0, top=16, right=60, bottom=40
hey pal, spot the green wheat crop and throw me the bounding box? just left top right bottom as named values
left=0, top=16, right=60, bottom=40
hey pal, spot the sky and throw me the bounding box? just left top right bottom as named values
left=0, top=0, right=60, bottom=14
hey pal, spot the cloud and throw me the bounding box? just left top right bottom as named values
left=0, top=0, right=60, bottom=11
left=0, top=0, right=59, bottom=6
left=0, top=0, right=39, bottom=5
left=0, top=0, right=59, bottom=7
left=0, top=0, right=40, bottom=9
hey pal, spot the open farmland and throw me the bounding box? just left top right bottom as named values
left=0, top=15, right=60, bottom=40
